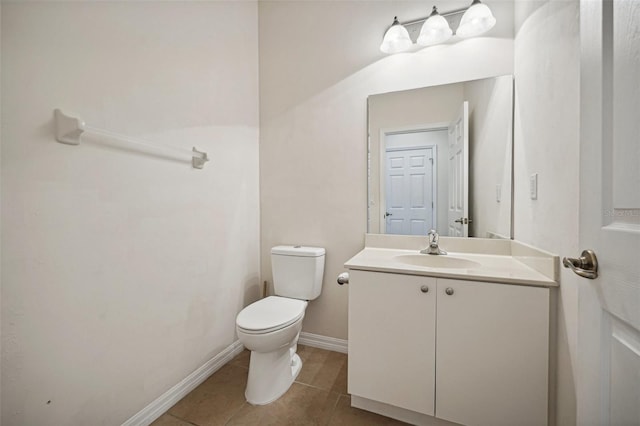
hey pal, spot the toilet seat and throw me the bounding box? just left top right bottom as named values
left=236, top=296, right=307, bottom=334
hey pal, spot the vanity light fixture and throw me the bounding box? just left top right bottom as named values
left=380, top=0, right=496, bottom=54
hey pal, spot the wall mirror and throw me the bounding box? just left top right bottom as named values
left=368, top=75, right=513, bottom=238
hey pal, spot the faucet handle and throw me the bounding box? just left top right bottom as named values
left=428, top=229, right=438, bottom=244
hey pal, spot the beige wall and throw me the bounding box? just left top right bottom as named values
left=259, top=0, right=514, bottom=340
left=1, top=2, right=260, bottom=424
left=513, top=1, right=580, bottom=425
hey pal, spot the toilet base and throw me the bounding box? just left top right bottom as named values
left=245, top=343, right=302, bottom=405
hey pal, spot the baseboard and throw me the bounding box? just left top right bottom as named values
left=298, top=332, right=348, bottom=354
left=122, top=340, right=244, bottom=426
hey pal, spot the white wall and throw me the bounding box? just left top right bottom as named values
left=1, top=2, right=260, bottom=425
left=513, top=1, right=580, bottom=425
left=259, top=0, right=514, bottom=340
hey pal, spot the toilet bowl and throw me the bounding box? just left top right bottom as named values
left=236, top=296, right=308, bottom=405
left=235, top=245, right=325, bottom=405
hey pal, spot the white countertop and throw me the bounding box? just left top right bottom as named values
left=344, top=247, right=558, bottom=287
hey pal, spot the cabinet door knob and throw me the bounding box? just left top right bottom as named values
left=420, top=285, right=429, bottom=293
left=445, top=287, right=454, bottom=295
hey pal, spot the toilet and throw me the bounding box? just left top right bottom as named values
left=235, top=245, right=325, bottom=405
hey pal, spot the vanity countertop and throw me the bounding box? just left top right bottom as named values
left=344, top=247, right=558, bottom=287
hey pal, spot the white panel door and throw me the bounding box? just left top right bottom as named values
left=447, top=102, right=469, bottom=237
left=348, top=270, right=436, bottom=415
left=577, top=2, right=640, bottom=425
left=385, top=147, right=434, bottom=235
left=435, top=279, right=550, bottom=426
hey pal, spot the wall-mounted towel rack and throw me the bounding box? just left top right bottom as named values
left=54, top=109, right=209, bottom=169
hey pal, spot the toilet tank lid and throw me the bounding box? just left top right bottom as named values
left=271, top=245, right=325, bottom=257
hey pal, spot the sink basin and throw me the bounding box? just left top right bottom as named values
left=394, top=254, right=482, bottom=269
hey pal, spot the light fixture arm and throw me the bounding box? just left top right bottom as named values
left=382, top=16, right=402, bottom=32
left=393, top=6, right=467, bottom=29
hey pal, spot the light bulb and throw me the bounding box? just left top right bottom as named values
left=417, top=6, right=453, bottom=46
left=456, top=0, right=496, bottom=38
left=380, top=16, right=413, bottom=54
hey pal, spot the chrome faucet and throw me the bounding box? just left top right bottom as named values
left=420, top=229, right=447, bottom=255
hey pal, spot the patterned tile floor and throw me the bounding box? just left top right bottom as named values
left=151, top=345, right=407, bottom=426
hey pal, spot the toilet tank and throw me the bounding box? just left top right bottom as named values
left=271, top=245, right=326, bottom=300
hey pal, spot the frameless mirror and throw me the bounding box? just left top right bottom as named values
left=368, top=75, right=513, bottom=238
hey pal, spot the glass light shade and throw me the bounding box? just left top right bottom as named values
left=380, top=17, right=413, bottom=54
left=417, top=7, right=453, bottom=46
left=456, top=0, right=496, bottom=38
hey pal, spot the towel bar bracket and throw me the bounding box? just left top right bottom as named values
left=192, top=147, right=209, bottom=169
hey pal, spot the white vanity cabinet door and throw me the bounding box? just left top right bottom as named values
left=435, top=279, right=550, bottom=426
left=348, top=270, right=436, bottom=416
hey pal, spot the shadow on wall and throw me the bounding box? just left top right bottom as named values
left=514, top=0, right=547, bottom=34
left=243, top=276, right=263, bottom=308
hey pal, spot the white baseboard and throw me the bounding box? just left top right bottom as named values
left=298, top=332, right=348, bottom=354
left=122, top=340, right=244, bottom=426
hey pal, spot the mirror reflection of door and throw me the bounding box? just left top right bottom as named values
left=382, top=130, right=442, bottom=235
left=368, top=75, right=514, bottom=238
left=447, top=101, right=469, bottom=237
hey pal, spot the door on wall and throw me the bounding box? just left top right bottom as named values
left=447, top=102, right=469, bottom=237
left=576, top=1, right=640, bottom=425
left=384, top=147, right=435, bottom=235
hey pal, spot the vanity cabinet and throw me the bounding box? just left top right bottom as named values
left=435, top=278, right=549, bottom=426
left=348, top=271, right=436, bottom=416
left=348, top=270, right=550, bottom=426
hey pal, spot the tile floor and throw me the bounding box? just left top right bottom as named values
left=151, top=345, right=407, bottom=426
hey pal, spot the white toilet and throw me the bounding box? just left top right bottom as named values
left=235, top=245, right=325, bottom=405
